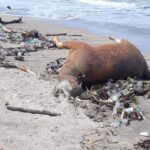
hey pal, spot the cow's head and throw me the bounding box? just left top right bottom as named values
left=52, top=75, right=83, bottom=98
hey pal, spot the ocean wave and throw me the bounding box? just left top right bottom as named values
left=77, top=0, right=136, bottom=9
left=62, top=14, right=81, bottom=20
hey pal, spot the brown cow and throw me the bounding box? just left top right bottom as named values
left=53, top=37, right=150, bottom=97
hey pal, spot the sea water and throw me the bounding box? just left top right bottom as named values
left=0, top=0, right=150, bottom=52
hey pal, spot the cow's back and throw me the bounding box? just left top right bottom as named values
left=59, top=40, right=148, bottom=87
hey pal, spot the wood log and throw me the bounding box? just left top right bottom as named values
left=5, top=103, right=61, bottom=116
left=46, top=33, right=67, bottom=36
left=0, top=62, right=36, bottom=76
left=0, top=17, right=22, bottom=25
left=68, top=34, right=82, bottom=36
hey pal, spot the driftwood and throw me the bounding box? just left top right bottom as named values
left=0, top=62, right=36, bottom=76
left=68, top=34, right=82, bottom=36
left=0, top=62, right=18, bottom=68
left=56, top=57, right=66, bottom=63
left=0, top=17, right=22, bottom=25
left=46, top=33, right=67, bottom=36
left=2, top=26, right=13, bottom=33
left=7, top=6, right=11, bottom=9
left=46, top=33, right=82, bottom=37
left=5, top=103, right=61, bottom=116
left=134, top=88, right=150, bottom=96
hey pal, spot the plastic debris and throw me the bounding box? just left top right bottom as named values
left=112, top=118, right=129, bottom=128
left=3, top=26, right=12, bottom=33
left=112, top=120, right=122, bottom=128
left=124, top=102, right=130, bottom=108
left=111, top=91, right=122, bottom=101
left=125, top=107, right=134, bottom=113
left=121, top=118, right=129, bottom=125
left=22, top=30, right=41, bottom=40
left=135, top=106, right=146, bottom=120
left=128, top=111, right=143, bottom=121
left=0, top=24, right=56, bottom=65
left=140, top=132, right=150, bottom=137
left=134, top=139, right=150, bottom=149
left=46, top=58, right=65, bottom=75
left=73, top=77, right=150, bottom=122
left=112, top=100, right=121, bottom=115
left=0, top=49, right=6, bottom=62
left=15, top=56, right=24, bottom=61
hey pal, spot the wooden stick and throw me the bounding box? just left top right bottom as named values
left=18, top=66, right=36, bottom=76
left=0, top=17, right=22, bottom=25
left=5, top=103, right=61, bottom=116
left=46, top=33, right=82, bottom=37
left=89, top=93, right=114, bottom=104
left=0, top=62, right=36, bottom=76
left=0, top=62, right=18, bottom=68
left=46, top=33, right=67, bottom=36
left=56, top=57, right=66, bottom=64
left=120, top=108, right=125, bottom=119
left=68, top=34, right=82, bottom=36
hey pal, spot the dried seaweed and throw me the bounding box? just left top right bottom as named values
left=134, top=139, right=150, bottom=149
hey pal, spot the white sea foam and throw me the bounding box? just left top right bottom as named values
left=77, top=0, right=136, bottom=9
left=0, top=0, right=149, bottom=30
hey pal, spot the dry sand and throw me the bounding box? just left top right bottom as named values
left=0, top=15, right=150, bottom=150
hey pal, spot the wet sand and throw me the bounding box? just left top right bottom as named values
left=0, top=14, right=150, bottom=150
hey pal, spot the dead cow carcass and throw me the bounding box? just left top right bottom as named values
left=53, top=37, right=150, bottom=97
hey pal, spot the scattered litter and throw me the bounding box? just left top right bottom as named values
left=22, top=30, right=42, bottom=40
left=0, top=25, right=56, bottom=64
left=111, top=118, right=129, bottom=128
left=140, top=132, right=150, bottom=137
left=125, top=107, right=134, bottom=113
left=134, top=139, right=150, bottom=149
left=120, top=108, right=125, bottom=119
left=128, top=111, right=143, bottom=121
left=3, top=26, right=12, bottom=33
left=135, top=106, right=146, bottom=120
left=111, top=120, right=122, bottom=128
left=121, top=118, right=129, bottom=125
left=72, top=77, right=150, bottom=122
left=112, top=100, right=121, bottom=115
left=46, top=58, right=65, bottom=75
left=15, top=56, right=24, bottom=61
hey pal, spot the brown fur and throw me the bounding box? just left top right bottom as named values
left=54, top=37, right=149, bottom=88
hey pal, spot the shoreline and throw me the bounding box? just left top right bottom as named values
left=0, top=14, right=150, bottom=63
left=0, top=14, right=115, bottom=74
left=0, top=13, right=150, bottom=53
left=48, top=19, right=150, bottom=53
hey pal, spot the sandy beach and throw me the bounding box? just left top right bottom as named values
left=0, top=15, right=150, bottom=150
